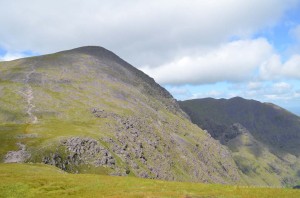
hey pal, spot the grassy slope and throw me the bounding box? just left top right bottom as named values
left=0, top=47, right=241, bottom=184
left=227, top=132, right=300, bottom=187
left=179, top=98, right=300, bottom=187
left=1, top=163, right=300, bottom=198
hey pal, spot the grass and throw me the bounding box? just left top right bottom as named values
left=1, top=163, right=300, bottom=198
left=2, top=51, right=299, bottom=190
left=0, top=124, right=28, bottom=159
left=1, top=55, right=241, bottom=183
left=179, top=99, right=300, bottom=187
left=226, top=132, right=300, bottom=187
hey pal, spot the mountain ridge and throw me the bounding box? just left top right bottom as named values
left=179, top=97, right=300, bottom=186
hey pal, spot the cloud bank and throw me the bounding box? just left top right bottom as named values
left=260, top=54, right=300, bottom=80
left=141, top=38, right=274, bottom=84
left=0, top=0, right=297, bottom=69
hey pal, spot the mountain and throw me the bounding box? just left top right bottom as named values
left=179, top=97, right=300, bottom=186
left=0, top=46, right=241, bottom=184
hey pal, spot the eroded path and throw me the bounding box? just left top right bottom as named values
left=5, top=68, right=38, bottom=162
left=20, top=67, right=38, bottom=124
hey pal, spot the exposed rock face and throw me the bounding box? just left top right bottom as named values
left=4, top=143, right=31, bottom=163
left=43, top=137, right=116, bottom=173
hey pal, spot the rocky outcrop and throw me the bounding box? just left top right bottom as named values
left=43, top=137, right=116, bottom=173
left=90, top=108, right=174, bottom=179
left=90, top=109, right=240, bottom=182
left=4, top=143, right=31, bottom=163
left=220, top=123, right=249, bottom=143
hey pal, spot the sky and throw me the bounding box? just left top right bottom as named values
left=1, top=0, right=300, bottom=115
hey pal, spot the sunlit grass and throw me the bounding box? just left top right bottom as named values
left=1, top=163, right=300, bottom=198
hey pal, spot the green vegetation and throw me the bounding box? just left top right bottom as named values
left=2, top=46, right=300, bottom=196
left=179, top=97, right=300, bottom=187
left=0, top=47, right=241, bottom=185
left=1, top=163, right=300, bottom=198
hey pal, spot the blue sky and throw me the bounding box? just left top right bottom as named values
left=0, top=0, right=300, bottom=115
left=163, top=6, right=300, bottom=115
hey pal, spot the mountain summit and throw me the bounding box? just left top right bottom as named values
left=0, top=46, right=240, bottom=184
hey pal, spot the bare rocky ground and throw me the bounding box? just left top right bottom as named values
left=4, top=143, right=31, bottom=163
left=19, top=67, right=38, bottom=124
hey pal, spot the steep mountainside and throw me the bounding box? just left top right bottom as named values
left=0, top=46, right=241, bottom=184
left=179, top=97, right=300, bottom=186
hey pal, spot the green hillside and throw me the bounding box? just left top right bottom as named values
left=179, top=97, right=300, bottom=187
left=0, top=46, right=240, bottom=184
left=1, top=163, right=299, bottom=198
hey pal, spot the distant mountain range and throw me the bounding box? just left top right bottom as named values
left=179, top=97, right=300, bottom=186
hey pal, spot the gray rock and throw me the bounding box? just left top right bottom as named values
left=4, top=143, right=31, bottom=163
left=43, top=137, right=116, bottom=171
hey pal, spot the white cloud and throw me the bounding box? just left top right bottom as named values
left=290, top=25, right=300, bottom=41
left=247, top=82, right=263, bottom=90
left=239, top=81, right=298, bottom=101
left=191, top=90, right=225, bottom=99
left=141, top=38, right=273, bottom=84
left=168, top=87, right=190, bottom=96
left=273, top=82, right=292, bottom=91
left=282, top=55, right=300, bottom=78
left=0, top=0, right=297, bottom=67
left=0, top=53, right=25, bottom=61
left=260, top=54, right=300, bottom=79
left=269, top=82, right=294, bottom=99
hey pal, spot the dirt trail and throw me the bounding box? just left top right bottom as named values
left=20, top=68, right=38, bottom=124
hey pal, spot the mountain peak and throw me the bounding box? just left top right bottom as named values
left=64, top=46, right=120, bottom=60
left=68, top=46, right=109, bottom=53
left=0, top=47, right=240, bottom=184
left=229, top=96, right=245, bottom=101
